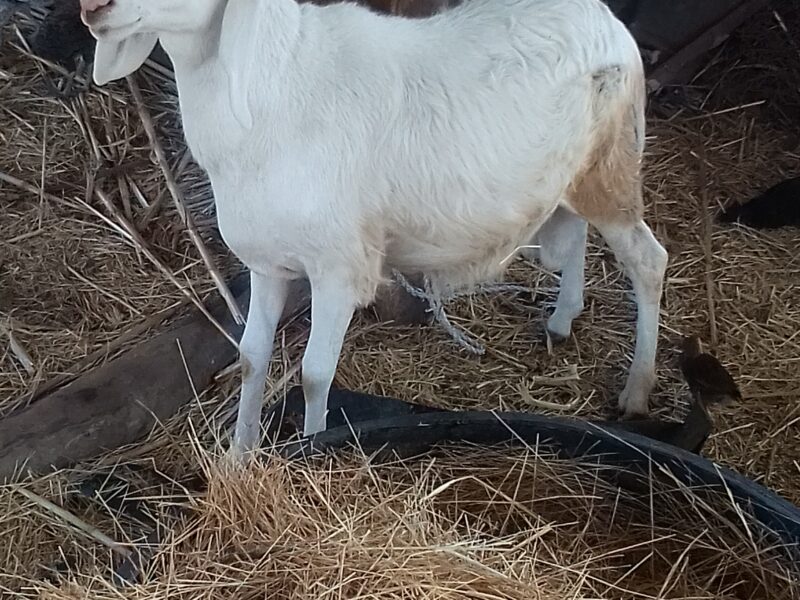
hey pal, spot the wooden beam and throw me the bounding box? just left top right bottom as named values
left=0, top=274, right=309, bottom=482
left=646, top=0, right=768, bottom=92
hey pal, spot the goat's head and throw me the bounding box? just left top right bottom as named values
left=79, top=0, right=228, bottom=84
left=81, top=0, right=258, bottom=127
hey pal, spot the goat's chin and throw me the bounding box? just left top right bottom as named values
left=90, top=18, right=145, bottom=43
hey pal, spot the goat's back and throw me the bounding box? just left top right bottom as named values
left=206, top=0, right=645, bottom=294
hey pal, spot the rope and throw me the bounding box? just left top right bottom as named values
left=391, top=270, right=534, bottom=356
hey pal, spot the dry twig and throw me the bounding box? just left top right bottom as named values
left=127, top=76, right=245, bottom=326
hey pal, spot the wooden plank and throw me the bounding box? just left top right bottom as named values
left=0, top=274, right=309, bottom=482
left=646, top=0, right=768, bottom=92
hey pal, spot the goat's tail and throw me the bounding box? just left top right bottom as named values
left=594, top=60, right=646, bottom=159
left=568, top=61, right=646, bottom=224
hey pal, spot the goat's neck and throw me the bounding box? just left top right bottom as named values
left=160, top=0, right=301, bottom=96
left=159, top=0, right=302, bottom=175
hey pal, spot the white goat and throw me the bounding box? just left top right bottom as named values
left=80, top=0, right=668, bottom=454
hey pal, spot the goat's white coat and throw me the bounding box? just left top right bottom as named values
left=83, top=0, right=668, bottom=454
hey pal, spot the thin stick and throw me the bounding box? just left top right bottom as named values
left=0, top=169, right=66, bottom=205
left=92, top=188, right=239, bottom=348
left=0, top=323, right=36, bottom=375
left=127, top=76, right=245, bottom=326
left=139, top=151, right=191, bottom=225
left=14, top=487, right=132, bottom=558
left=697, top=153, right=718, bottom=347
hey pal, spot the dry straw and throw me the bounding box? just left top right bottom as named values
left=1, top=1, right=800, bottom=597
left=2, top=443, right=798, bottom=598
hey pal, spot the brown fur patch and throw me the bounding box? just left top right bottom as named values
left=567, top=76, right=646, bottom=226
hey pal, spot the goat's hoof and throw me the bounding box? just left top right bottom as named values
left=226, top=436, right=259, bottom=466
left=222, top=446, right=250, bottom=468
left=302, top=408, right=329, bottom=438
left=618, top=407, right=649, bottom=421
left=546, top=309, right=581, bottom=344
left=544, top=327, right=570, bottom=345
left=617, top=377, right=654, bottom=418
left=541, top=320, right=570, bottom=346
left=302, top=425, right=327, bottom=438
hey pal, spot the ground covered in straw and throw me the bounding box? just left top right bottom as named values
left=1, top=1, right=799, bottom=597
left=4, top=445, right=799, bottom=599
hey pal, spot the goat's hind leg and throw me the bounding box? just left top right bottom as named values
left=523, top=206, right=587, bottom=341
left=301, top=271, right=358, bottom=436
left=232, top=271, right=290, bottom=457
left=530, top=206, right=589, bottom=341
left=594, top=219, right=667, bottom=417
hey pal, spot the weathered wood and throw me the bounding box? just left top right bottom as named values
left=0, top=274, right=309, bottom=482
left=628, top=0, right=741, bottom=56
left=646, top=0, right=768, bottom=92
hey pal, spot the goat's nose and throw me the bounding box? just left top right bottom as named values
left=80, top=0, right=112, bottom=14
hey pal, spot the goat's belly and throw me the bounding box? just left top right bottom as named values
left=387, top=240, right=509, bottom=288
left=221, top=234, right=306, bottom=279
left=386, top=207, right=553, bottom=289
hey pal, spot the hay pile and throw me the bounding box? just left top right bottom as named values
left=2, top=444, right=798, bottom=599
left=0, top=1, right=799, bottom=595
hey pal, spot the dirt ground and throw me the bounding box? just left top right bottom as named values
left=0, top=0, right=798, bottom=527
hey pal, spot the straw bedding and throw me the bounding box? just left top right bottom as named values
left=1, top=0, right=799, bottom=597
left=3, top=444, right=799, bottom=599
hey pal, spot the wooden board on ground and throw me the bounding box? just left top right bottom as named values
left=0, top=275, right=309, bottom=482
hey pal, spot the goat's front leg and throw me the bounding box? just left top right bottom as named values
left=595, top=220, right=668, bottom=417
left=301, top=273, right=358, bottom=436
left=232, top=271, right=290, bottom=456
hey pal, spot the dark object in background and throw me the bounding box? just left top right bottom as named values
left=279, top=410, right=800, bottom=552
left=74, top=471, right=192, bottom=586
left=606, top=0, right=642, bottom=25
left=265, top=386, right=446, bottom=442
left=0, top=1, right=18, bottom=32
left=718, top=176, right=800, bottom=229
left=30, top=0, right=95, bottom=65
left=679, top=335, right=743, bottom=407
left=360, top=0, right=458, bottom=16
left=370, top=276, right=432, bottom=326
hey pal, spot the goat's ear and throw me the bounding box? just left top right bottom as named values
left=93, top=33, right=159, bottom=85
left=219, top=0, right=257, bottom=129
